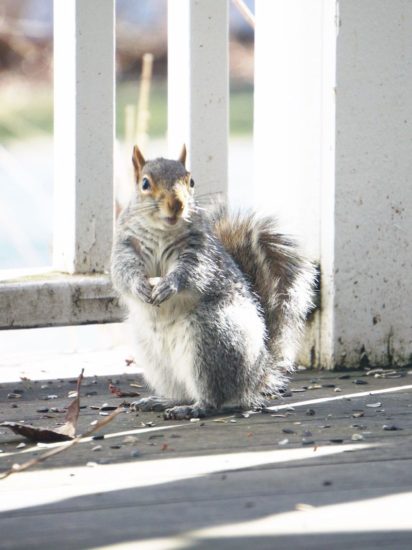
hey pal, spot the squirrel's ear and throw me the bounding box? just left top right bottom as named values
left=178, top=144, right=187, bottom=167
left=132, top=145, right=146, bottom=176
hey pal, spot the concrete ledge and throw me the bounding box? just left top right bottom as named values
left=0, top=272, right=124, bottom=329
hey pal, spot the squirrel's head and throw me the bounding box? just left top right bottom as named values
left=132, top=145, right=195, bottom=229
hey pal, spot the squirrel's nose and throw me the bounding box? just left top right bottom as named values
left=168, top=198, right=184, bottom=216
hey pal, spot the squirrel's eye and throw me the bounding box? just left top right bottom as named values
left=190, top=178, right=195, bottom=188
left=141, top=177, right=151, bottom=191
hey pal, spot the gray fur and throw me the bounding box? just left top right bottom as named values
left=111, top=154, right=315, bottom=418
left=142, top=157, right=187, bottom=184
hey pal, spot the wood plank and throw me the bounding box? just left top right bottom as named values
left=0, top=464, right=411, bottom=548
left=1, top=370, right=412, bottom=468
left=1, top=368, right=412, bottom=549
left=2, top=452, right=412, bottom=514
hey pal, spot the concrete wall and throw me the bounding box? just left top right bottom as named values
left=255, top=0, right=412, bottom=368
left=332, top=0, right=412, bottom=367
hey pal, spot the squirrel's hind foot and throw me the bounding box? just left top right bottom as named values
left=164, top=403, right=212, bottom=420
left=131, top=396, right=185, bottom=412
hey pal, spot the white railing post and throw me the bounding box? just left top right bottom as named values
left=168, top=0, right=229, bottom=197
left=332, top=0, right=412, bottom=368
left=254, top=0, right=337, bottom=367
left=255, top=0, right=412, bottom=368
left=53, top=0, right=115, bottom=274
left=254, top=0, right=336, bottom=259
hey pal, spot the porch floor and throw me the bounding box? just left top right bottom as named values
left=1, top=358, right=412, bottom=549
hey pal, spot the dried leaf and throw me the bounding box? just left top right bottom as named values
left=55, top=370, right=83, bottom=438
left=0, top=406, right=124, bottom=480
left=0, top=422, right=73, bottom=443
left=109, top=383, right=140, bottom=398
left=0, top=369, right=84, bottom=444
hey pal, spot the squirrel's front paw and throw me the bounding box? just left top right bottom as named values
left=133, top=279, right=153, bottom=304
left=151, top=277, right=178, bottom=306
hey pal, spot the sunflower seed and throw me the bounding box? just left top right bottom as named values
left=7, top=393, right=21, bottom=399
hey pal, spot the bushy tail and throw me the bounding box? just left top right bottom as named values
left=213, top=210, right=316, bottom=372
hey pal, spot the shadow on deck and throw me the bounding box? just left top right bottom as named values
left=1, top=366, right=412, bottom=549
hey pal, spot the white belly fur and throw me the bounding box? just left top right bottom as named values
left=125, top=292, right=199, bottom=401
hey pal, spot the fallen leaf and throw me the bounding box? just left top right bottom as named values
left=109, top=383, right=140, bottom=398
left=0, top=405, right=124, bottom=480
left=0, top=422, right=73, bottom=443
left=161, top=443, right=174, bottom=452
left=0, top=370, right=84, bottom=444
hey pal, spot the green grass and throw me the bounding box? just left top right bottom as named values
left=0, top=79, right=253, bottom=143
left=117, top=79, right=254, bottom=138
left=116, top=79, right=168, bottom=139
left=230, top=83, right=254, bottom=135
left=0, top=85, right=53, bottom=142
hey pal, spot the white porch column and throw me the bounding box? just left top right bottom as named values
left=254, top=0, right=412, bottom=368
left=168, top=0, right=229, bottom=197
left=332, top=0, right=412, bottom=367
left=254, top=0, right=336, bottom=367
left=53, top=0, right=115, bottom=274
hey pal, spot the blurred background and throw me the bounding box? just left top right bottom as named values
left=0, top=0, right=254, bottom=271
left=0, top=0, right=254, bottom=364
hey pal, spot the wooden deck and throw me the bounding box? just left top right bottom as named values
left=1, top=364, right=412, bottom=549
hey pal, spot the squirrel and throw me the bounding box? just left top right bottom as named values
left=111, top=145, right=316, bottom=420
